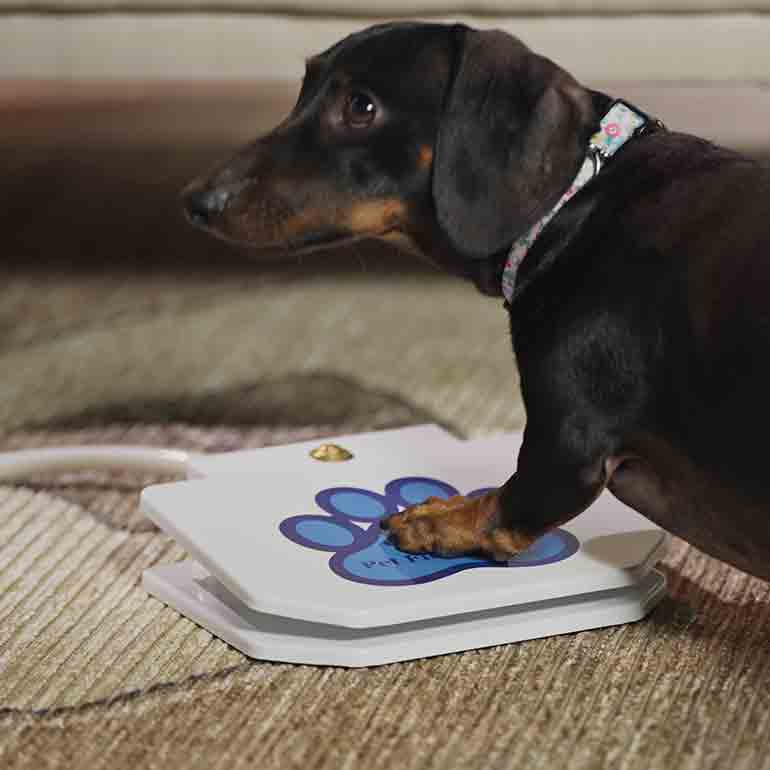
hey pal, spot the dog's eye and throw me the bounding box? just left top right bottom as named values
left=343, top=92, right=377, bottom=128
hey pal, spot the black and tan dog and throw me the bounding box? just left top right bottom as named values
left=183, top=22, right=770, bottom=581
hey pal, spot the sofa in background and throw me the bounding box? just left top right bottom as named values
left=3, top=0, right=770, bottom=156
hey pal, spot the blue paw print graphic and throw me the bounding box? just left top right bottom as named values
left=279, top=477, right=579, bottom=586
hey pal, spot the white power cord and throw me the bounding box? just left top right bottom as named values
left=0, top=446, right=201, bottom=481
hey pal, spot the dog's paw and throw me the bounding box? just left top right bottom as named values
left=381, top=492, right=534, bottom=561
left=279, top=477, right=579, bottom=586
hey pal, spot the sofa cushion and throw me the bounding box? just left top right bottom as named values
left=2, top=13, right=769, bottom=81
left=2, top=0, right=770, bottom=11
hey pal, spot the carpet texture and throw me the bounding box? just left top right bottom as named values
left=1, top=413, right=770, bottom=770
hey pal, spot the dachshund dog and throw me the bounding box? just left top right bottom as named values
left=183, top=22, right=770, bottom=581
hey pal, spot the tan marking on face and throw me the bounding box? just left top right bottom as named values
left=417, top=145, right=433, bottom=170
left=381, top=229, right=422, bottom=256
left=275, top=206, right=333, bottom=240
left=233, top=196, right=406, bottom=248
left=345, top=198, right=406, bottom=235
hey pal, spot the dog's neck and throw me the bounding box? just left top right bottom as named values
left=500, top=94, right=663, bottom=306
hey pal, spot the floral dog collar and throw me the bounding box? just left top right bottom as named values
left=501, top=100, right=661, bottom=305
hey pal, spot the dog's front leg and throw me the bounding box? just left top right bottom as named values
left=381, top=427, right=612, bottom=561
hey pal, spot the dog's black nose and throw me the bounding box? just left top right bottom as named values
left=183, top=186, right=231, bottom=227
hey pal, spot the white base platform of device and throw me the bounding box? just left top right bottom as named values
left=141, top=425, right=670, bottom=666
left=143, top=560, right=666, bottom=668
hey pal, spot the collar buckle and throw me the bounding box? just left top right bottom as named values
left=588, top=145, right=604, bottom=176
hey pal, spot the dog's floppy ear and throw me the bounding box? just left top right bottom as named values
left=433, top=26, right=595, bottom=260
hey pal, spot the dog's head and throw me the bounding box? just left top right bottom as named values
left=183, top=22, right=596, bottom=294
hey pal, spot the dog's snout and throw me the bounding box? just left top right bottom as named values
left=183, top=186, right=232, bottom=227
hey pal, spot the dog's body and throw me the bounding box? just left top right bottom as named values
left=184, top=22, right=770, bottom=580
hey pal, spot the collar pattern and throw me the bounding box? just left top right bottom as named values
left=501, top=101, right=653, bottom=304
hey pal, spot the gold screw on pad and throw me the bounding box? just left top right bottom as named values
left=309, top=443, right=354, bottom=462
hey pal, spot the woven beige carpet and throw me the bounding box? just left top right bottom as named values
left=1, top=81, right=770, bottom=770
left=1, top=407, right=770, bottom=770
